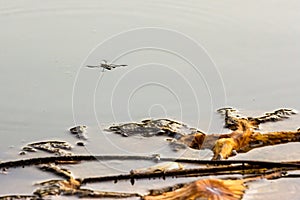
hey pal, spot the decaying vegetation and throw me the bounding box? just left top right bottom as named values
left=1, top=153, right=300, bottom=199
left=108, top=108, right=299, bottom=160
left=1, top=107, right=300, bottom=199
left=142, top=171, right=284, bottom=200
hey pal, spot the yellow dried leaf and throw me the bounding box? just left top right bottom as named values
left=143, top=178, right=246, bottom=200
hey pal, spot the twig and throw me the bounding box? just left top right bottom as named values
left=77, top=165, right=300, bottom=184
left=1, top=154, right=300, bottom=169
left=0, top=195, right=40, bottom=200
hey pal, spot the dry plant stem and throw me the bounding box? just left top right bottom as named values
left=39, top=163, right=73, bottom=179
left=34, top=163, right=141, bottom=198
left=34, top=163, right=284, bottom=199
left=2, top=155, right=299, bottom=185
left=2, top=155, right=300, bottom=169
left=79, top=165, right=289, bottom=185
left=0, top=195, right=40, bottom=200
left=37, top=161, right=288, bottom=185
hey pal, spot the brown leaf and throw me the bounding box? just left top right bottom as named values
left=143, top=178, right=246, bottom=200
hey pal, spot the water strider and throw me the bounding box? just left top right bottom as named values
left=86, top=60, right=127, bottom=71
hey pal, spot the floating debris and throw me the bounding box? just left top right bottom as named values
left=38, top=163, right=73, bottom=179
left=23, top=141, right=73, bottom=156
left=69, top=125, right=87, bottom=134
left=86, top=60, right=127, bottom=71
left=0, top=150, right=293, bottom=199
left=18, top=151, right=26, bottom=156
left=2, top=107, right=300, bottom=199
left=178, top=108, right=300, bottom=160
left=107, top=108, right=300, bottom=160
left=131, top=162, right=184, bottom=174
left=107, top=118, right=202, bottom=139
left=143, top=172, right=282, bottom=200
left=151, top=153, right=161, bottom=162
left=218, top=107, right=297, bottom=130
left=69, top=125, right=88, bottom=140
left=34, top=164, right=140, bottom=198
left=0, top=168, right=8, bottom=175
left=143, top=178, right=247, bottom=200
left=0, top=195, right=40, bottom=200
left=34, top=178, right=80, bottom=197
left=22, top=146, right=37, bottom=152
left=34, top=182, right=140, bottom=199
left=76, top=141, right=85, bottom=146
left=210, top=108, right=298, bottom=160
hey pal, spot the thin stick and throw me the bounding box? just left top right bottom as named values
left=1, top=154, right=300, bottom=169
left=80, top=164, right=275, bottom=184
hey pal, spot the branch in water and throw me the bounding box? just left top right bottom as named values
left=1, top=154, right=300, bottom=169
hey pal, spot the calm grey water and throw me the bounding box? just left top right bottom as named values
left=1, top=0, right=300, bottom=199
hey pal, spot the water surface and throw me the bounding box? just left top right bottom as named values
left=1, top=0, right=300, bottom=199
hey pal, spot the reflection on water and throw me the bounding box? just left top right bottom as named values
left=1, top=0, right=300, bottom=199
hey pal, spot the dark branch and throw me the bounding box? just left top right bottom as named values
left=1, top=154, right=300, bottom=169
